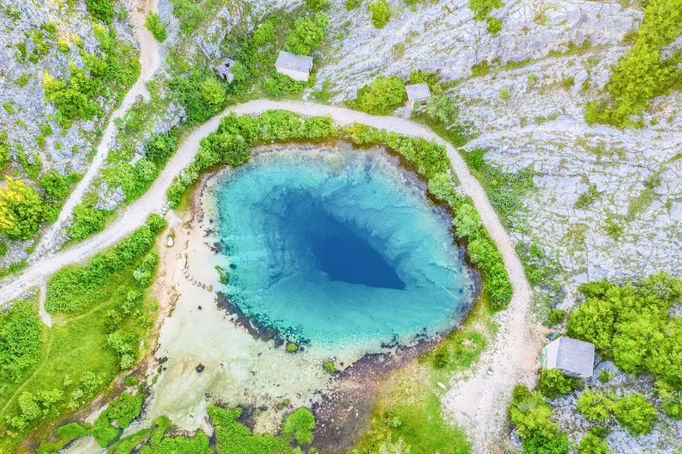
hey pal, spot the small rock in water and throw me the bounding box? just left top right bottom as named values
left=196, top=364, right=205, bottom=373
left=198, top=305, right=202, bottom=310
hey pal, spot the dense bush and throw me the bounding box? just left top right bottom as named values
left=0, top=177, right=43, bottom=240
left=577, top=429, right=611, bottom=454
left=613, top=393, right=657, bottom=436
left=145, top=12, right=167, bottom=42
left=567, top=273, right=682, bottom=388
left=168, top=68, right=230, bottom=124
left=584, top=0, right=682, bottom=127
left=282, top=407, right=315, bottom=445
left=208, top=404, right=316, bottom=453
left=348, top=76, right=406, bottom=115
left=656, top=381, right=682, bottom=419
left=0, top=301, right=42, bottom=383
left=452, top=200, right=512, bottom=310
left=92, top=392, right=143, bottom=447
left=68, top=204, right=111, bottom=241
left=577, top=390, right=614, bottom=423
left=509, top=385, right=569, bottom=454
left=537, top=369, right=581, bottom=399
left=86, top=0, right=114, bottom=23
left=40, top=169, right=80, bottom=201
left=285, top=12, right=329, bottom=55
left=368, top=0, right=391, bottom=28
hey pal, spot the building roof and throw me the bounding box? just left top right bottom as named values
left=550, top=336, right=595, bottom=377
left=275, top=51, right=313, bottom=74
left=405, top=82, right=431, bottom=103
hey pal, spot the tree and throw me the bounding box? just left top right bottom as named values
left=349, top=76, right=406, bottom=115
left=285, top=13, right=329, bottom=55
left=0, top=177, right=43, bottom=240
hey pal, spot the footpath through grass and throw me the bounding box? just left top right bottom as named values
left=0, top=216, right=165, bottom=452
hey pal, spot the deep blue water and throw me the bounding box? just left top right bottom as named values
left=213, top=150, right=475, bottom=350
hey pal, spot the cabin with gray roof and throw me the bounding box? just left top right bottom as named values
left=405, top=82, right=432, bottom=105
left=275, top=51, right=313, bottom=82
left=541, top=336, right=595, bottom=378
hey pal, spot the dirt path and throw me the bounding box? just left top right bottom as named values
left=29, top=0, right=161, bottom=262
left=0, top=100, right=534, bottom=452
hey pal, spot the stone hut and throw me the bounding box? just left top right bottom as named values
left=216, top=58, right=235, bottom=83
left=541, top=336, right=595, bottom=378
left=275, top=51, right=313, bottom=82
left=405, top=82, right=432, bottom=105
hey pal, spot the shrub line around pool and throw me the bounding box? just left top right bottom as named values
left=168, top=109, right=513, bottom=312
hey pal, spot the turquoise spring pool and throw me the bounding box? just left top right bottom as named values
left=212, top=149, right=475, bottom=351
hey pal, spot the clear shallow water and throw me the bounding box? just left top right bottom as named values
left=213, top=150, right=475, bottom=351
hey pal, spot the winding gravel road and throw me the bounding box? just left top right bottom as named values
left=0, top=100, right=533, bottom=451
left=30, top=0, right=161, bottom=261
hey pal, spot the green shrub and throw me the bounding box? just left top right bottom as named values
left=538, top=369, right=580, bottom=399
left=499, top=87, right=511, bottom=100
left=306, top=0, right=330, bottom=10
left=412, top=94, right=470, bottom=146
left=584, top=0, right=682, bottom=127
left=469, top=0, right=503, bottom=21
left=285, top=12, right=329, bottom=55
left=509, top=385, right=568, bottom=453
left=282, top=407, right=315, bottom=445
left=577, top=390, right=614, bottom=423
left=545, top=309, right=565, bottom=326
left=346, top=0, right=362, bottom=10
left=656, top=381, right=682, bottom=419
left=578, top=429, right=612, bottom=454
left=144, top=132, right=177, bottom=164
left=348, top=76, right=406, bottom=115
left=208, top=405, right=291, bottom=453
left=169, top=0, right=207, bottom=34
left=68, top=204, right=111, bottom=241
left=0, top=177, right=43, bottom=240
left=145, top=12, right=167, bottom=42
left=253, top=21, right=276, bottom=46
left=613, top=393, right=656, bottom=435
left=486, top=16, right=502, bottom=34
left=86, top=0, right=114, bottom=23
left=368, top=0, right=391, bottom=28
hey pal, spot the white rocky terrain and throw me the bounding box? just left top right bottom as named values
left=0, top=0, right=679, bottom=452
left=314, top=0, right=681, bottom=302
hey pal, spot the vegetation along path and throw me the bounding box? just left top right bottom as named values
left=0, top=101, right=532, bottom=453
left=29, top=0, right=161, bottom=262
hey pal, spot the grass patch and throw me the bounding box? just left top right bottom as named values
left=0, top=217, right=164, bottom=452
